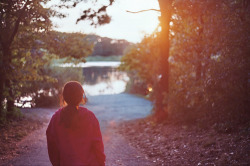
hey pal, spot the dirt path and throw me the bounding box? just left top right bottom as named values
left=3, top=93, right=155, bottom=166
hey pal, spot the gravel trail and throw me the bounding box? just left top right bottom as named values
left=4, top=93, right=155, bottom=166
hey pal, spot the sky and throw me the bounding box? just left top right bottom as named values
left=49, top=0, right=160, bottom=43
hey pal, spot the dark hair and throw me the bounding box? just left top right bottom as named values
left=60, top=81, right=86, bottom=128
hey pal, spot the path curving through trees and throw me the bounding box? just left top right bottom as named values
left=3, top=93, right=156, bottom=166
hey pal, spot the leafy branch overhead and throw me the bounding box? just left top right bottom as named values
left=76, top=0, right=114, bottom=26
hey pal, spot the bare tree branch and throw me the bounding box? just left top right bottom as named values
left=126, top=9, right=160, bottom=14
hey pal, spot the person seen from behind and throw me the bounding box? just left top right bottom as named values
left=46, top=81, right=105, bottom=166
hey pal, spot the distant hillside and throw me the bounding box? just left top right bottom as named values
left=85, top=35, right=133, bottom=57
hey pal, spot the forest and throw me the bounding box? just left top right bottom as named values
left=120, top=0, right=250, bottom=125
left=0, top=0, right=249, bottom=128
left=0, top=0, right=249, bottom=165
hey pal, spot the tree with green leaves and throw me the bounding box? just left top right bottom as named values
left=120, top=32, right=160, bottom=95
left=121, top=0, right=250, bottom=123
left=169, top=0, right=250, bottom=121
left=0, top=0, right=53, bottom=117
left=121, top=0, right=174, bottom=118
left=0, top=0, right=93, bottom=120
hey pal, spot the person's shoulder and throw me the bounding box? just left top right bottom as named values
left=54, top=108, right=63, bottom=115
left=78, top=106, right=94, bottom=115
left=51, top=108, right=63, bottom=120
left=47, top=108, right=62, bottom=131
left=78, top=107, right=97, bottom=119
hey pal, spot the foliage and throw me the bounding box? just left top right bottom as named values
left=0, top=0, right=55, bottom=118
left=43, top=31, right=93, bottom=63
left=121, top=0, right=250, bottom=123
left=0, top=0, right=93, bottom=120
left=75, top=0, right=115, bottom=26
left=119, top=33, right=160, bottom=96
left=0, top=0, right=116, bottom=119
left=7, top=31, right=91, bottom=107
left=12, top=29, right=92, bottom=107
left=169, top=0, right=250, bottom=122
left=17, top=64, right=84, bottom=108
left=49, top=0, right=114, bottom=26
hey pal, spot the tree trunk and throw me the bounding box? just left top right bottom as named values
left=196, top=15, right=204, bottom=81
left=154, top=0, right=172, bottom=118
left=6, top=79, right=14, bottom=118
left=0, top=0, right=27, bottom=119
left=0, top=68, right=4, bottom=117
left=0, top=48, right=7, bottom=118
left=2, top=45, right=14, bottom=119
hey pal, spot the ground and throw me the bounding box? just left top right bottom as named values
left=118, top=118, right=250, bottom=166
left=0, top=93, right=155, bottom=166
left=0, top=115, right=45, bottom=163
left=0, top=93, right=249, bottom=166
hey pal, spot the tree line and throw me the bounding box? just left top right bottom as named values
left=86, top=35, right=131, bottom=57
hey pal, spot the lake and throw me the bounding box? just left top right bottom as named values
left=80, top=62, right=129, bottom=96
left=16, top=61, right=128, bottom=108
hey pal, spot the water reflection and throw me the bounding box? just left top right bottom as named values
left=15, top=62, right=129, bottom=107
left=82, top=66, right=129, bottom=96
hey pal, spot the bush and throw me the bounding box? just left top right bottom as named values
left=19, top=65, right=84, bottom=107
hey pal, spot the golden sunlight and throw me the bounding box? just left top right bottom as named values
left=147, top=84, right=153, bottom=92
